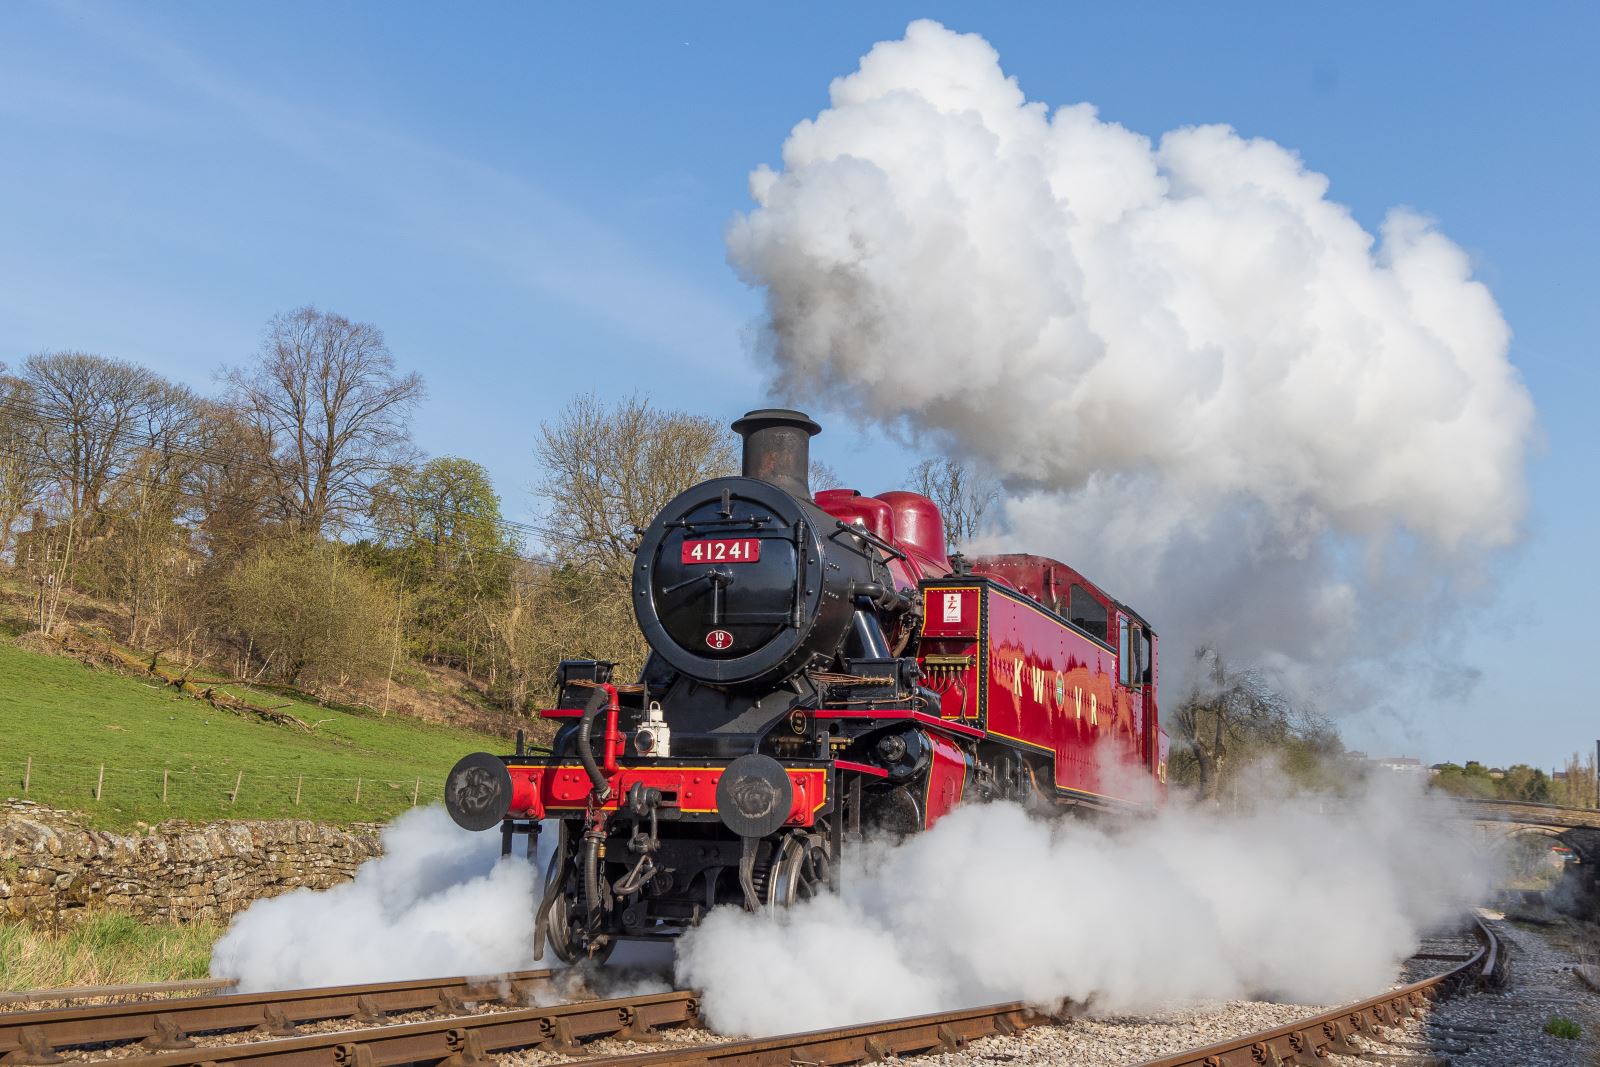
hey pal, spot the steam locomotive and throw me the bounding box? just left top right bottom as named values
left=444, top=409, right=1167, bottom=962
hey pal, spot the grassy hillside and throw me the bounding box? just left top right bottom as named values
left=0, top=637, right=512, bottom=830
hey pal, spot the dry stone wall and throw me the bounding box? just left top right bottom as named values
left=0, top=801, right=380, bottom=925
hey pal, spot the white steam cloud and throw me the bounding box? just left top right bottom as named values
left=729, top=20, right=1534, bottom=710
left=677, top=779, right=1493, bottom=1037
left=211, top=807, right=540, bottom=992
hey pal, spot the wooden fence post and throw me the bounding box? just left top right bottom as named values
left=412, top=778, right=420, bottom=806
left=22, top=756, right=30, bottom=794
left=230, top=771, right=243, bottom=804
left=95, top=763, right=104, bottom=802
left=162, top=769, right=169, bottom=804
left=294, top=775, right=303, bottom=806
left=354, top=777, right=362, bottom=804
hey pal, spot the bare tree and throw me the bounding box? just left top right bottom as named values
left=528, top=395, right=735, bottom=686
left=532, top=393, right=736, bottom=577
left=907, top=457, right=999, bottom=550
left=20, top=351, right=190, bottom=523
left=810, top=458, right=843, bottom=492
left=0, top=364, right=44, bottom=560
left=190, top=399, right=278, bottom=561
left=1168, top=645, right=1341, bottom=803
left=487, top=559, right=644, bottom=712
left=1555, top=751, right=1598, bottom=809
left=225, top=307, right=423, bottom=534
left=1171, top=647, right=1272, bottom=802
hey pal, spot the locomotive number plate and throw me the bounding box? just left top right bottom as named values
left=682, top=538, right=762, bottom=564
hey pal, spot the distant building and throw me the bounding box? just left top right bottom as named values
left=1370, top=756, right=1429, bottom=776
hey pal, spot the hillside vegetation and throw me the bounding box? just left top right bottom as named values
left=0, top=324, right=782, bottom=832
left=0, top=329, right=736, bottom=723
left=0, top=634, right=509, bottom=830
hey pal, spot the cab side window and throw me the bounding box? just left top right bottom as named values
left=1119, top=619, right=1151, bottom=688
left=1070, top=584, right=1108, bottom=642
left=1118, top=617, right=1131, bottom=684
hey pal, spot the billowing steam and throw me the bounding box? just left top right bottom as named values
left=729, top=20, right=1534, bottom=708
left=209, top=797, right=1489, bottom=1036
left=211, top=807, right=541, bottom=991
left=677, top=778, right=1493, bottom=1037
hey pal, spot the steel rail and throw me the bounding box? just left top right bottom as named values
left=576, top=1001, right=1045, bottom=1067
left=0, top=967, right=567, bottom=1062
left=1124, top=917, right=1503, bottom=1067
left=0, top=979, right=238, bottom=1010
left=45, top=990, right=701, bottom=1067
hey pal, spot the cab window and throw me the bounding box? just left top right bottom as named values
left=1120, top=619, right=1151, bottom=688
left=1118, top=617, right=1131, bottom=684
left=1070, top=584, right=1108, bottom=642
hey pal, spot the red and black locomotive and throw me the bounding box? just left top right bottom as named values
left=444, top=409, right=1168, bottom=962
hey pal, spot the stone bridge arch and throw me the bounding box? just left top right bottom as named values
left=1457, top=800, right=1600, bottom=912
left=1482, top=821, right=1591, bottom=861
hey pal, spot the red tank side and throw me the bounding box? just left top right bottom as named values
left=816, top=488, right=955, bottom=588
left=875, top=491, right=950, bottom=575
left=815, top=489, right=895, bottom=542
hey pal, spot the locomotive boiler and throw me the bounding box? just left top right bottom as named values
left=444, top=409, right=1168, bottom=962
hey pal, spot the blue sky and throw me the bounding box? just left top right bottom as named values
left=2, top=3, right=1595, bottom=769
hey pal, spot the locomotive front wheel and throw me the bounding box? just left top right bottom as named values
left=765, top=832, right=829, bottom=908
left=544, top=890, right=615, bottom=966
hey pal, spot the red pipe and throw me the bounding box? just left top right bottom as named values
left=599, top=682, right=622, bottom=777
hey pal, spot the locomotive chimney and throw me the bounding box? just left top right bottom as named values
left=731, top=408, right=821, bottom=499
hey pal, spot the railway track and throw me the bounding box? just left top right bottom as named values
left=566, top=919, right=1504, bottom=1067
left=2, top=987, right=701, bottom=1067
left=1, top=918, right=1502, bottom=1067
left=0, top=966, right=610, bottom=1064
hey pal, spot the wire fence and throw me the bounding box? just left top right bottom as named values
left=2, top=754, right=443, bottom=821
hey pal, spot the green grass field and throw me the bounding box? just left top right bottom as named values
left=0, top=638, right=511, bottom=829
left=0, top=913, right=224, bottom=989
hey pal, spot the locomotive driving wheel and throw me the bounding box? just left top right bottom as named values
left=764, top=831, right=830, bottom=908
left=991, top=752, right=1044, bottom=811
left=545, top=888, right=615, bottom=965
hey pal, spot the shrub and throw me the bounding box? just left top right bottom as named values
left=226, top=537, right=393, bottom=686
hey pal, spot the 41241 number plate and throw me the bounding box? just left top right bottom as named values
left=681, top=537, right=762, bottom=564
